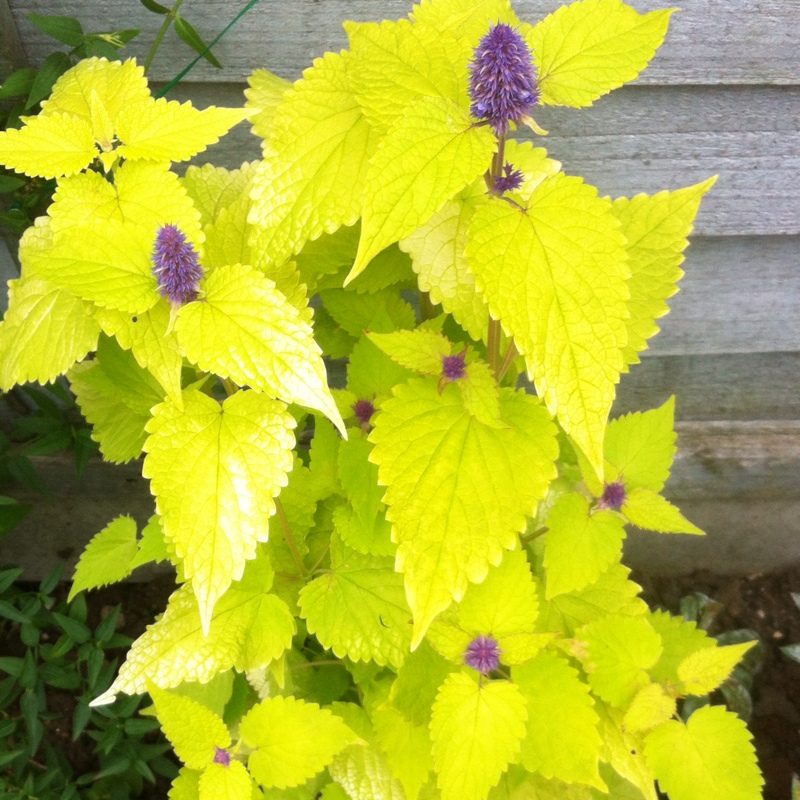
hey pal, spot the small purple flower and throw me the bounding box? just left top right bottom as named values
left=493, top=163, right=524, bottom=194
left=465, top=635, right=501, bottom=674
left=213, top=746, right=231, bottom=767
left=469, top=23, right=539, bottom=135
left=353, top=399, right=376, bottom=429
left=441, top=353, right=467, bottom=382
left=597, top=480, right=626, bottom=511
left=151, top=224, right=203, bottom=306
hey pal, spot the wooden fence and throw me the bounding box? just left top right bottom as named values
left=1, top=0, right=799, bottom=576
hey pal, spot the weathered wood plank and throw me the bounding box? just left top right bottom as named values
left=624, top=420, right=800, bottom=574
left=530, top=86, right=800, bottom=237
left=3, top=421, right=800, bottom=579
left=645, top=236, right=800, bottom=357
left=0, top=0, right=26, bottom=78
left=613, top=352, right=800, bottom=421
left=166, top=82, right=800, bottom=238
left=7, top=0, right=800, bottom=86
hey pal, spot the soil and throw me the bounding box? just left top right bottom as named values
left=5, top=567, right=800, bottom=799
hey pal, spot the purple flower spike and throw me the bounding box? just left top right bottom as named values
left=493, top=163, right=525, bottom=194
left=152, top=224, right=204, bottom=306
left=597, top=480, right=627, bottom=511
left=213, top=746, right=231, bottom=767
left=469, top=23, right=539, bottom=135
left=353, top=399, right=376, bottom=429
left=442, top=353, right=467, bottom=382
left=465, top=635, right=501, bottom=674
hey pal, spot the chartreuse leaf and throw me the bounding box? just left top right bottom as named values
left=428, top=550, right=550, bottom=667
left=0, top=273, right=99, bottom=390
left=268, top=456, right=318, bottom=552
left=646, top=610, right=714, bottom=686
left=544, top=493, right=626, bottom=598
left=603, top=398, right=676, bottom=492
left=0, top=112, right=96, bottom=178
left=622, top=488, right=704, bottom=535
left=199, top=762, right=253, bottom=800
left=678, top=641, right=757, bottom=696
left=410, top=0, right=519, bottom=50
left=344, top=19, right=464, bottom=134
left=69, top=515, right=138, bottom=600
left=466, top=175, right=629, bottom=479
left=367, top=330, right=451, bottom=375
left=40, top=58, right=150, bottom=122
left=401, top=141, right=559, bottom=343
left=114, top=98, right=249, bottom=162
left=644, top=706, right=763, bottom=800
left=501, top=139, right=563, bottom=202
left=50, top=160, right=203, bottom=249
left=250, top=51, right=376, bottom=269
left=69, top=335, right=165, bottom=463
left=579, top=615, right=662, bottom=707
left=245, top=68, right=291, bottom=140
left=149, top=684, right=230, bottom=770
left=334, top=505, right=394, bottom=559
left=623, top=683, right=675, bottom=734
left=202, top=164, right=260, bottom=270
left=525, top=0, right=675, bottom=108
left=143, top=389, right=296, bottom=630
left=457, top=549, right=538, bottom=642
left=613, top=179, right=716, bottom=367
left=299, top=540, right=412, bottom=667
left=240, top=696, right=358, bottom=789
left=329, top=743, right=405, bottom=800
left=371, top=379, right=557, bottom=644
left=347, top=336, right=415, bottom=402
left=400, top=182, right=490, bottom=341
left=390, top=642, right=454, bottom=727
left=372, top=703, right=433, bottom=800
left=170, top=666, right=234, bottom=719
left=170, top=768, right=202, bottom=800
left=130, top=514, right=170, bottom=570
left=537, top=563, right=647, bottom=637
left=176, top=264, right=344, bottom=433
left=595, top=702, right=657, bottom=800
left=513, top=652, right=603, bottom=788
left=430, top=673, right=527, bottom=800
left=336, top=433, right=394, bottom=557
left=309, top=417, right=341, bottom=497
left=348, top=97, right=496, bottom=283
left=451, top=360, right=502, bottom=428
left=319, top=783, right=350, bottom=800
left=324, top=288, right=416, bottom=337
left=24, top=217, right=159, bottom=314
left=349, top=242, right=417, bottom=295
left=182, top=162, right=253, bottom=227
left=93, top=555, right=294, bottom=704
left=94, top=302, right=183, bottom=406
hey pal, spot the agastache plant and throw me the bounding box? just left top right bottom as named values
left=0, top=1, right=765, bottom=799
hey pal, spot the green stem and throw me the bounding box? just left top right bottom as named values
left=486, top=135, right=507, bottom=379
left=275, top=497, right=308, bottom=579
left=520, top=526, right=548, bottom=546
left=291, top=659, right=344, bottom=670
left=307, top=544, right=331, bottom=575
left=498, top=338, right=518, bottom=383
left=143, top=0, right=185, bottom=76
left=487, top=319, right=501, bottom=379
left=221, top=377, right=238, bottom=397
